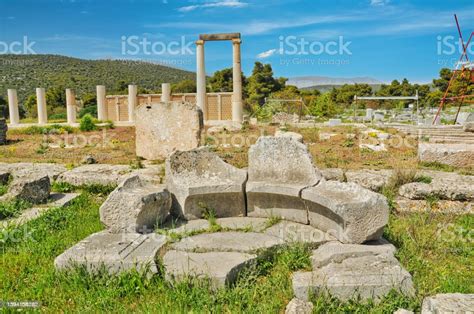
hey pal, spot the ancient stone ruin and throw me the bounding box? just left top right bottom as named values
left=54, top=135, right=414, bottom=303
left=135, top=101, right=203, bottom=160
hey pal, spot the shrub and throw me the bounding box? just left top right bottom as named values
left=0, top=199, right=31, bottom=220
left=79, top=114, right=97, bottom=132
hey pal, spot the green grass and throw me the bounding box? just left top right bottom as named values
left=0, top=189, right=472, bottom=312
left=0, top=184, right=8, bottom=196
left=0, top=199, right=31, bottom=220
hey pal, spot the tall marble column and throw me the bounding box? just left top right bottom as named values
left=196, top=40, right=207, bottom=119
left=128, top=84, right=137, bottom=122
left=66, top=89, right=76, bottom=124
left=36, top=88, right=47, bottom=125
left=96, top=85, right=107, bottom=121
left=7, top=89, right=20, bottom=125
left=232, top=38, right=243, bottom=123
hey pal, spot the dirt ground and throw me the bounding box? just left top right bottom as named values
left=0, top=124, right=425, bottom=172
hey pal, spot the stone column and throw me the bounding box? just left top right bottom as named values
left=7, top=89, right=20, bottom=125
left=36, top=88, right=47, bottom=125
left=161, top=83, right=171, bottom=102
left=196, top=40, right=207, bottom=119
left=128, top=84, right=137, bottom=122
left=232, top=38, right=243, bottom=123
left=66, top=89, right=76, bottom=124
left=96, top=85, right=107, bottom=121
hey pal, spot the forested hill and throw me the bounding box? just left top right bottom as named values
left=0, top=54, right=196, bottom=102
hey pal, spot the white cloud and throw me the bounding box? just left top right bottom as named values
left=370, top=0, right=390, bottom=6
left=257, top=49, right=277, bottom=59
left=178, top=0, right=248, bottom=13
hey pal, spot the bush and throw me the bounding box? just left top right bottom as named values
left=78, top=105, right=97, bottom=118
left=49, top=113, right=67, bottom=120
left=79, top=114, right=97, bottom=132
left=0, top=199, right=31, bottom=220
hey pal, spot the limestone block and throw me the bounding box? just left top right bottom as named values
left=163, top=250, right=257, bottom=288
left=56, top=164, right=132, bottom=186
left=285, top=298, right=314, bottom=314
left=302, top=181, right=389, bottom=244
left=215, top=217, right=269, bottom=232
left=99, top=175, right=171, bottom=233
left=165, top=148, right=247, bottom=220
left=170, top=231, right=284, bottom=254
left=463, top=121, right=474, bottom=132
left=345, top=169, right=393, bottom=192
left=135, top=102, right=203, bottom=160
left=421, top=293, right=474, bottom=314
left=7, top=173, right=50, bottom=204
left=418, top=143, right=474, bottom=168
left=293, top=255, right=414, bottom=302
left=54, top=231, right=167, bottom=275
left=0, top=162, right=67, bottom=181
left=274, top=130, right=304, bottom=143
left=246, top=137, right=322, bottom=224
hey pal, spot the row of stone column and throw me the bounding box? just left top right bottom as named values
left=6, top=83, right=172, bottom=125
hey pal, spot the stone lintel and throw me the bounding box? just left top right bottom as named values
left=199, top=33, right=241, bottom=41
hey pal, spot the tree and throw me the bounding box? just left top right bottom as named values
left=209, top=68, right=233, bottom=92
left=330, top=84, right=372, bottom=107
left=0, top=96, right=6, bottom=119
left=46, top=86, right=67, bottom=116
left=245, top=62, right=286, bottom=107
left=24, top=94, right=37, bottom=118
left=172, top=80, right=196, bottom=93
left=308, top=93, right=339, bottom=117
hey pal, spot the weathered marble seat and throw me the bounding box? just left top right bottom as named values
left=302, top=181, right=389, bottom=244
left=246, top=136, right=322, bottom=224
left=166, top=148, right=247, bottom=220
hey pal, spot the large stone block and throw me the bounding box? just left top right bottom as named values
left=246, top=136, right=322, bottom=224
left=54, top=231, right=167, bottom=275
left=421, top=293, right=474, bottom=314
left=302, top=181, right=389, bottom=244
left=7, top=173, right=51, bottom=204
left=345, top=169, right=393, bottom=192
left=163, top=250, right=257, bottom=289
left=135, top=102, right=203, bottom=160
left=166, top=148, right=247, bottom=220
left=418, top=143, right=474, bottom=168
left=293, top=241, right=414, bottom=302
left=99, top=175, right=171, bottom=233
left=56, top=164, right=132, bottom=186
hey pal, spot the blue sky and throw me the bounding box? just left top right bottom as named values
left=1, top=0, right=474, bottom=83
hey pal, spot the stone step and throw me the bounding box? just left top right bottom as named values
left=292, top=241, right=414, bottom=302
left=163, top=250, right=257, bottom=289
left=170, top=231, right=284, bottom=253
left=54, top=231, right=167, bottom=275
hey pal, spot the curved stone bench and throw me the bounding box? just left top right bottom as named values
left=246, top=137, right=322, bottom=224
left=302, top=181, right=389, bottom=244
left=166, top=148, right=247, bottom=220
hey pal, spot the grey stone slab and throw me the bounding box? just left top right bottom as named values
left=54, top=231, right=167, bottom=275
left=293, top=255, right=414, bottom=302
left=56, top=164, right=132, bottom=186
left=171, top=231, right=284, bottom=253
left=285, top=298, right=314, bottom=314
left=163, top=250, right=257, bottom=289
left=166, top=148, right=247, bottom=220
left=302, top=181, right=389, bottom=244
left=264, top=221, right=336, bottom=248
left=418, top=143, right=474, bottom=168
left=136, top=101, right=203, bottom=160
left=0, top=162, right=67, bottom=181
left=421, top=293, right=474, bottom=314
left=7, top=173, right=51, bottom=204
left=274, top=130, right=304, bottom=143
left=99, top=175, right=171, bottom=233
left=311, top=241, right=396, bottom=268
left=216, top=217, right=269, bottom=232
left=345, top=169, right=392, bottom=192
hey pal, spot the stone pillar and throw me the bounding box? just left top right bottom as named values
left=196, top=40, right=207, bottom=119
left=128, top=84, right=137, bottom=122
left=96, top=85, right=107, bottom=121
left=161, top=83, right=171, bottom=102
left=36, top=88, right=47, bottom=125
left=66, top=89, right=76, bottom=124
left=232, top=38, right=243, bottom=123
left=7, top=89, right=20, bottom=125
